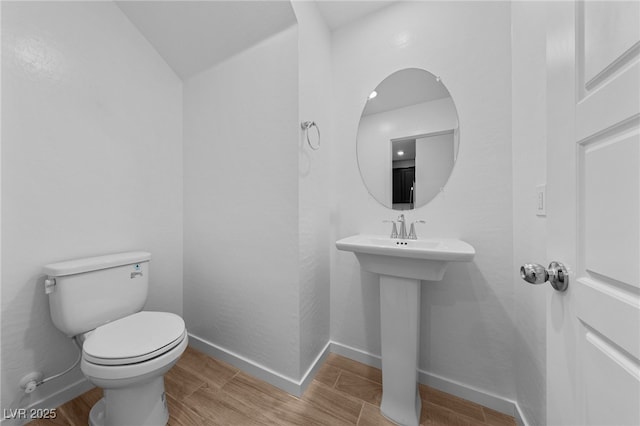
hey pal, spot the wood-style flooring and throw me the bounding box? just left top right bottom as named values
left=28, top=346, right=516, bottom=426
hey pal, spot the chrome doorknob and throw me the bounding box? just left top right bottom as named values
left=520, top=262, right=569, bottom=292
left=520, top=263, right=548, bottom=284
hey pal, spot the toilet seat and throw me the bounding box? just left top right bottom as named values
left=81, top=332, right=188, bottom=383
left=83, top=311, right=185, bottom=366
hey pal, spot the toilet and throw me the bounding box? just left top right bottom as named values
left=43, top=251, right=187, bottom=426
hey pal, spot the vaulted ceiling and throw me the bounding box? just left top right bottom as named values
left=116, top=1, right=296, bottom=79
left=116, top=1, right=398, bottom=80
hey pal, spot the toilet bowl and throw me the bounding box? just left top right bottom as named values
left=43, top=252, right=187, bottom=426
left=80, top=311, right=187, bottom=426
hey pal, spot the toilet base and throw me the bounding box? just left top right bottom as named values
left=88, top=376, right=168, bottom=426
left=88, top=398, right=105, bottom=426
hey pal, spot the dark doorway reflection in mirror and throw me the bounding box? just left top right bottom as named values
left=391, top=139, right=415, bottom=210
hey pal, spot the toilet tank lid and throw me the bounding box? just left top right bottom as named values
left=43, top=251, right=151, bottom=277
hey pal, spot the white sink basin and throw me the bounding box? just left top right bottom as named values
left=336, top=233, right=475, bottom=425
left=336, top=234, right=475, bottom=280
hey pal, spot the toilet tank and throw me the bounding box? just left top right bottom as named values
left=43, top=252, right=151, bottom=337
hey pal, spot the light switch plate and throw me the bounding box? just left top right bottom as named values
left=536, top=184, right=546, bottom=216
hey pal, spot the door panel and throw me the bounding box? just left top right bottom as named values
left=582, top=1, right=639, bottom=87
left=547, top=1, right=640, bottom=425
left=580, top=326, right=640, bottom=426
left=582, top=125, right=639, bottom=286
left=576, top=279, right=640, bottom=364
left=576, top=62, right=640, bottom=138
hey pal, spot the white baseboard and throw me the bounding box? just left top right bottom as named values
left=189, top=337, right=529, bottom=424
left=514, top=403, right=528, bottom=426
left=417, top=369, right=516, bottom=417
left=2, top=334, right=331, bottom=424
left=188, top=333, right=330, bottom=397
left=1, top=378, right=94, bottom=426
left=330, top=340, right=526, bottom=423
left=329, top=341, right=382, bottom=368
left=8, top=336, right=528, bottom=426
left=299, top=341, right=331, bottom=394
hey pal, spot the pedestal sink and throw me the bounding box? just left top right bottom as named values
left=336, top=235, right=475, bottom=426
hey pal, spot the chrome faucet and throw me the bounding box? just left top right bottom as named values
left=397, top=214, right=407, bottom=239
left=383, top=220, right=398, bottom=238
left=408, top=220, right=426, bottom=239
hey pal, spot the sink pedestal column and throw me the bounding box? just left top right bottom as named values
left=379, top=275, right=422, bottom=426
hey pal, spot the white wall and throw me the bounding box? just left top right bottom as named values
left=183, top=3, right=332, bottom=385
left=182, top=26, right=302, bottom=380
left=358, top=98, right=457, bottom=206
left=291, top=1, right=332, bottom=376
left=0, top=3, right=552, bottom=420
left=512, top=2, right=548, bottom=425
left=1, top=0, right=182, bottom=414
left=330, top=0, right=515, bottom=401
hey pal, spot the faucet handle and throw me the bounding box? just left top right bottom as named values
left=408, top=220, right=426, bottom=240
left=383, top=220, right=399, bottom=238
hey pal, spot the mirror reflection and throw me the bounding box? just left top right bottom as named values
left=356, top=68, right=459, bottom=210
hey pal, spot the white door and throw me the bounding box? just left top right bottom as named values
left=546, top=1, right=640, bottom=425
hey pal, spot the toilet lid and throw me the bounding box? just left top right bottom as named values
left=83, top=311, right=186, bottom=366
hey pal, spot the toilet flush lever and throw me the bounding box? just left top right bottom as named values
left=130, top=271, right=143, bottom=279
left=44, top=278, right=56, bottom=294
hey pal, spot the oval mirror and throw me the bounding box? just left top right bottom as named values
left=356, top=68, right=459, bottom=210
